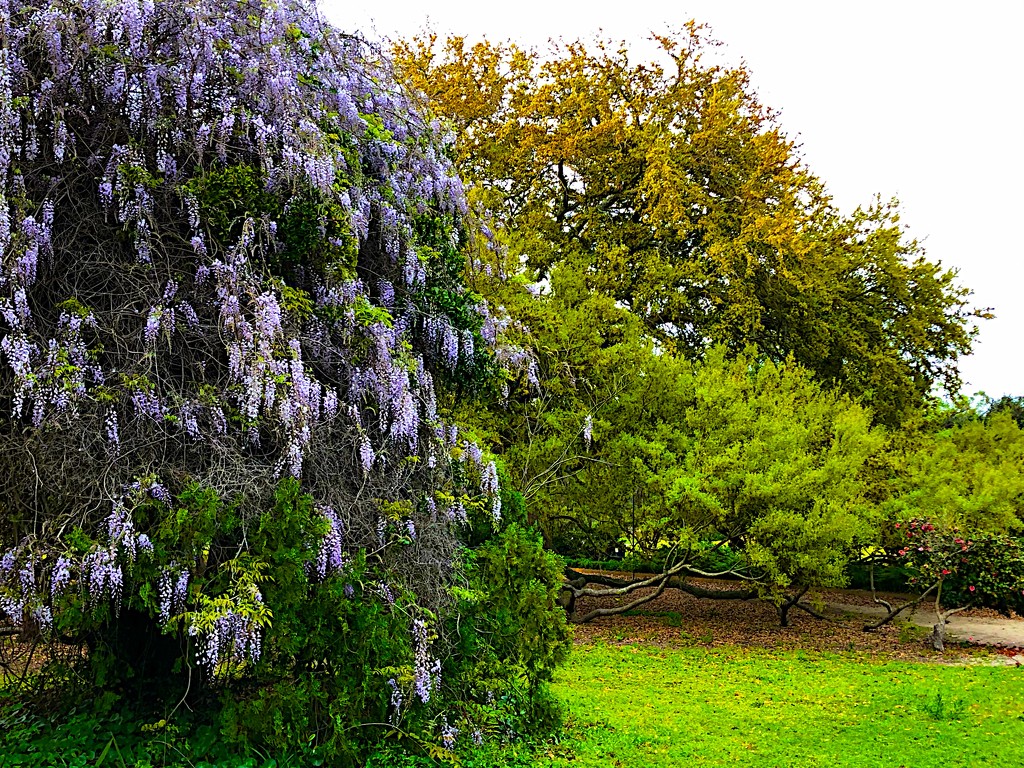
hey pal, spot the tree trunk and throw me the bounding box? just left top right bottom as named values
left=776, top=587, right=808, bottom=627
left=558, top=585, right=577, bottom=615
left=928, top=621, right=946, bottom=652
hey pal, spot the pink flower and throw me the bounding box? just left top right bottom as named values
left=969, top=585, right=976, bottom=592
left=941, top=569, right=950, bottom=575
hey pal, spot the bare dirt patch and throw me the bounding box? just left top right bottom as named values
left=570, top=572, right=1024, bottom=663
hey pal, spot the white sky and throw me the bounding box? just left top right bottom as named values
left=325, top=0, right=1024, bottom=400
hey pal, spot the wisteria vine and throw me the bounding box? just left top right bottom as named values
left=0, top=0, right=525, bottom=691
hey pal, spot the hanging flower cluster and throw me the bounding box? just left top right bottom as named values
left=412, top=617, right=441, bottom=703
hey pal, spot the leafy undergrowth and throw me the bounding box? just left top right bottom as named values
left=533, top=642, right=1024, bottom=768
left=0, top=699, right=262, bottom=768
left=0, top=695, right=540, bottom=768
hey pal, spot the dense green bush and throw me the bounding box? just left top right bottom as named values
left=2, top=484, right=571, bottom=763
left=444, top=523, right=572, bottom=742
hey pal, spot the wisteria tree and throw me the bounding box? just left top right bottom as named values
left=0, top=0, right=562, bottom=758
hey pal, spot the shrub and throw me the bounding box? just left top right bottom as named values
left=446, top=524, right=571, bottom=741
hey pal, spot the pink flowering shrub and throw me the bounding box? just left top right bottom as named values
left=891, top=519, right=1024, bottom=616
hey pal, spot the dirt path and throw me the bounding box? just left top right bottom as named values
left=830, top=600, right=1024, bottom=648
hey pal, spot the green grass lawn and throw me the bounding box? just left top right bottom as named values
left=5, top=642, right=1023, bottom=767
left=532, top=643, right=1024, bottom=768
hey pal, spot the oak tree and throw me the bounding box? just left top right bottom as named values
left=394, top=31, right=987, bottom=426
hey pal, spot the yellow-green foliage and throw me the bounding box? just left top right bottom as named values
left=394, top=31, right=983, bottom=427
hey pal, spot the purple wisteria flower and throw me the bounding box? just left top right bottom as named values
left=50, top=556, right=72, bottom=599
left=193, top=608, right=263, bottom=676
left=412, top=618, right=441, bottom=703
left=481, top=461, right=499, bottom=496
left=311, top=506, right=344, bottom=580
left=491, top=496, right=502, bottom=524
left=83, top=547, right=122, bottom=607
left=158, top=566, right=189, bottom=623
left=358, top=434, right=375, bottom=473
left=440, top=717, right=458, bottom=749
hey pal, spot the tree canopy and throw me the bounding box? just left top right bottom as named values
left=393, top=32, right=987, bottom=426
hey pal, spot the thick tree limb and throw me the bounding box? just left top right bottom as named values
left=776, top=586, right=809, bottom=627
left=869, top=564, right=894, bottom=613
left=567, top=560, right=691, bottom=598
left=564, top=567, right=629, bottom=589
left=863, top=581, right=938, bottom=631
left=564, top=564, right=759, bottom=596
left=574, top=573, right=671, bottom=623
left=563, top=565, right=760, bottom=624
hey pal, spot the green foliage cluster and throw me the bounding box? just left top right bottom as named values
left=884, top=411, right=1024, bottom=535
left=985, top=395, right=1024, bottom=429
left=921, top=691, right=968, bottom=723
left=420, top=523, right=573, bottom=745
left=181, top=162, right=359, bottom=295
left=1, top=481, right=570, bottom=766
left=466, top=269, right=886, bottom=593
